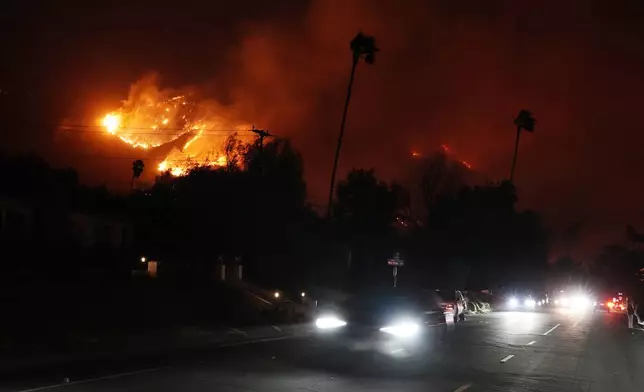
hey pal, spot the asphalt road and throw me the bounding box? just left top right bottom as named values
left=3, top=309, right=644, bottom=392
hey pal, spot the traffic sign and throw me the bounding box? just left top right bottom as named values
left=387, top=253, right=404, bottom=267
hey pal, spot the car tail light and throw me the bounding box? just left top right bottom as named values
left=607, top=302, right=614, bottom=308
left=442, top=304, right=454, bottom=313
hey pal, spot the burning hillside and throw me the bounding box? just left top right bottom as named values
left=99, top=74, right=253, bottom=176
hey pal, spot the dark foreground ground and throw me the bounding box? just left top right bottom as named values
left=2, top=309, right=644, bottom=392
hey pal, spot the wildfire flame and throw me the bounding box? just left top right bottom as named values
left=99, top=74, right=252, bottom=176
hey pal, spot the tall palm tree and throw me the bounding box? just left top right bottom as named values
left=327, top=32, right=379, bottom=218
left=131, top=159, right=144, bottom=192
left=509, top=109, right=536, bottom=182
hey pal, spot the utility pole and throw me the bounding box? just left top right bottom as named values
left=327, top=32, right=379, bottom=218
left=250, top=126, right=273, bottom=153
left=250, top=126, right=273, bottom=175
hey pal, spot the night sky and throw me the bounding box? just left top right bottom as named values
left=3, top=0, right=644, bottom=258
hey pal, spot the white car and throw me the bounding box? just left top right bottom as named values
left=436, top=290, right=467, bottom=322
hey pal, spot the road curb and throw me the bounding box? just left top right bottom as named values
left=0, top=323, right=313, bottom=374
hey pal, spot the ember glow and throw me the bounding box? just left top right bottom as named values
left=99, top=75, right=252, bottom=176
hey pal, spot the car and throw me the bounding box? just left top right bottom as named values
left=435, top=289, right=467, bottom=322
left=314, top=287, right=447, bottom=358
left=505, top=294, right=538, bottom=311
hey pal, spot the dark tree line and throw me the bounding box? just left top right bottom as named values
left=331, top=150, right=549, bottom=292
left=0, top=143, right=553, bottom=293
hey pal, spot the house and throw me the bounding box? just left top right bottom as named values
left=0, top=196, right=134, bottom=249
left=68, top=211, right=134, bottom=248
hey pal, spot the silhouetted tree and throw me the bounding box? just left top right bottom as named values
left=412, top=180, right=548, bottom=289
left=592, top=245, right=644, bottom=292
left=223, top=133, right=248, bottom=172
left=418, top=150, right=466, bottom=219
left=131, top=159, right=144, bottom=192
left=333, top=169, right=404, bottom=288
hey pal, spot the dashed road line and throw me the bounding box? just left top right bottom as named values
left=453, top=384, right=472, bottom=392
left=542, top=323, right=560, bottom=336
left=218, top=335, right=293, bottom=347
left=526, top=340, right=537, bottom=346
left=500, top=354, right=515, bottom=363
left=228, top=327, right=248, bottom=336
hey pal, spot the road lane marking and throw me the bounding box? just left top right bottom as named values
left=15, top=368, right=160, bottom=392
left=500, top=354, right=515, bottom=363
left=453, top=384, right=471, bottom=392
left=526, top=340, right=536, bottom=346
left=218, top=335, right=292, bottom=347
left=542, top=323, right=560, bottom=335
left=228, top=327, right=248, bottom=336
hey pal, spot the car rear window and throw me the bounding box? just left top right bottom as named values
left=436, top=290, right=456, bottom=301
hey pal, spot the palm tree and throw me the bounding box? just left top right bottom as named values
left=509, top=109, right=536, bottom=182
left=327, top=32, right=380, bottom=218
left=131, top=159, right=144, bottom=192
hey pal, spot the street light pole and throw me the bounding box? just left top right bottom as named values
left=326, top=32, right=379, bottom=218
left=393, top=266, right=398, bottom=288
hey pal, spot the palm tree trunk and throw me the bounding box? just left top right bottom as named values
left=327, top=55, right=359, bottom=218
left=509, top=125, right=521, bottom=182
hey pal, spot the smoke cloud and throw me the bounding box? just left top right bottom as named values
left=8, top=0, right=644, bottom=256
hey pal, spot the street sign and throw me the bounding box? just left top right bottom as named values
left=387, top=253, right=404, bottom=267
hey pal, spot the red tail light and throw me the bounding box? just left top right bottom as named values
left=442, top=304, right=454, bottom=312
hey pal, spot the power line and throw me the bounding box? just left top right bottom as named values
left=57, top=125, right=257, bottom=136
left=50, top=154, right=222, bottom=161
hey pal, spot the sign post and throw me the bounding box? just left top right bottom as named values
left=387, top=253, right=404, bottom=288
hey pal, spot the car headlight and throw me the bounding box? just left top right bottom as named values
left=508, top=297, right=519, bottom=308
left=380, top=321, right=420, bottom=337
left=525, top=299, right=536, bottom=308
left=315, top=316, right=347, bottom=329
left=572, top=295, right=591, bottom=309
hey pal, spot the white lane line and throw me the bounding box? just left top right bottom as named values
left=390, top=348, right=405, bottom=354
left=218, top=335, right=292, bottom=347
left=453, top=384, right=472, bottom=392
left=500, top=354, right=515, bottom=363
left=542, top=323, right=561, bottom=336
left=14, top=368, right=160, bottom=392
left=227, top=327, right=248, bottom=336
left=526, top=340, right=537, bottom=346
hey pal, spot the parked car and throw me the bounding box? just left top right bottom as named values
left=435, top=289, right=467, bottom=322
